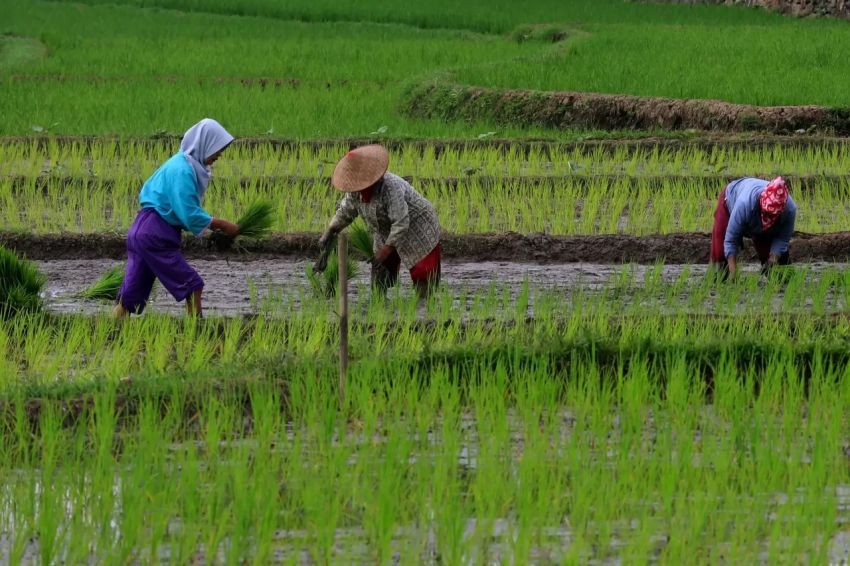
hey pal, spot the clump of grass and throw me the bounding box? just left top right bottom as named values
left=78, top=264, right=124, bottom=301
left=0, top=245, right=46, bottom=317
left=349, top=220, right=373, bottom=259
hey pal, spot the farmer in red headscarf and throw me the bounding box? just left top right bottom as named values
left=710, top=177, right=796, bottom=276
left=314, top=144, right=442, bottom=297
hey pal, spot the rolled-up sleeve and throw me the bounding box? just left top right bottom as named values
left=328, top=194, right=360, bottom=233
left=770, top=202, right=796, bottom=256
left=723, top=202, right=749, bottom=258
left=384, top=186, right=410, bottom=248
left=171, top=169, right=212, bottom=235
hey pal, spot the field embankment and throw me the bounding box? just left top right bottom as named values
left=657, top=0, right=850, bottom=20
left=404, top=82, right=850, bottom=134
left=6, top=230, right=850, bottom=263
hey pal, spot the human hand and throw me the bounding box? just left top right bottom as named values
left=726, top=255, right=738, bottom=279
left=371, top=245, right=395, bottom=267
left=313, top=250, right=329, bottom=273
left=210, top=218, right=240, bottom=238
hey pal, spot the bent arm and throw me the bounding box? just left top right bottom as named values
left=327, top=194, right=360, bottom=233
left=769, top=206, right=796, bottom=257
left=171, top=170, right=213, bottom=235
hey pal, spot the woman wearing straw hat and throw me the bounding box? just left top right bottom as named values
left=709, top=176, right=796, bottom=277
left=314, top=144, right=442, bottom=297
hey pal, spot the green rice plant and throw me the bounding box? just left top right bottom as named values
left=210, top=199, right=275, bottom=250
left=305, top=247, right=359, bottom=299
left=0, top=245, right=46, bottom=317
left=78, top=264, right=124, bottom=301
left=235, top=199, right=275, bottom=239
left=348, top=219, right=374, bottom=259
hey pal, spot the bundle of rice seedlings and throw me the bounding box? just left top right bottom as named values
left=78, top=264, right=124, bottom=301
left=235, top=200, right=275, bottom=239
left=305, top=247, right=359, bottom=298
left=0, top=245, right=46, bottom=317
left=348, top=220, right=373, bottom=259
left=210, top=200, right=276, bottom=251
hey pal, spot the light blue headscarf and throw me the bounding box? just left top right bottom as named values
left=180, top=118, right=234, bottom=198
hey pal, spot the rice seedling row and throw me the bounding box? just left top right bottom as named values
left=5, top=139, right=850, bottom=180
left=3, top=174, right=849, bottom=236
left=2, top=321, right=850, bottom=562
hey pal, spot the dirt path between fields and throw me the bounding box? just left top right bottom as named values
left=6, top=231, right=850, bottom=264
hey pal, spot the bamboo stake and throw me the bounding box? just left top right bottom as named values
left=338, top=232, right=348, bottom=404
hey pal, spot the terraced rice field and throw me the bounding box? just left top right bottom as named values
left=1, top=135, right=850, bottom=562
left=4, top=0, right=850, bottom=562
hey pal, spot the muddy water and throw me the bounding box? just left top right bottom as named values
left=38, top=259, right=711, bottom=316
left=37, top=259, right=849, bottom=317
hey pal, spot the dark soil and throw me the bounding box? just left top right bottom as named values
left=8, top=231, right=850, bottom=264
left=404, top=82, right=850, bottom=135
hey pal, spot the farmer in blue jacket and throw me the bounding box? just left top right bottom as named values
left=114, top=118, right=240, bottom=317
left=709, top=176, right=796, bottom=276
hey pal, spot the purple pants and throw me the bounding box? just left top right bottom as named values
left=117, top=209, right=204, bottom=314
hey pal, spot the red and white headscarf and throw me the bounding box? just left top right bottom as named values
left=759, top=177, right=788, bottom=231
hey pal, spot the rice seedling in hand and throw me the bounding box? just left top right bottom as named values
left=236, top=200, right=275, bottom=239
left=306, top=247, right=359, bottom=299
left=210, top=200, right=275, bottom=250
left=78, top=264, right=124, bottom=301
left=348, top=220, right=374, bottom=260
left=0, top=245, right=46, bottom=317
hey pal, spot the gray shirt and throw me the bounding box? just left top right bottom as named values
left=328, top=172, right=441, bottom=267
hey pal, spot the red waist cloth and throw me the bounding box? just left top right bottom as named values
left=409, top=243, right=442, bottom=283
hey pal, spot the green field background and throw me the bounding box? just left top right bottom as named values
left=2, top=0, right=850, bottom=137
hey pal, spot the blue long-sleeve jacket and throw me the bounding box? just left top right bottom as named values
left=724, top=177, right=796, bottom=258
left=139, top=153, right=213, bottom=235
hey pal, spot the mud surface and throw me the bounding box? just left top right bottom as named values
left=37, top=258, right=850, bottom=317
left=8, top=231, right=850, bottom=264
left=39, top=258, right=708, bottom=316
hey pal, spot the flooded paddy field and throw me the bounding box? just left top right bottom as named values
left=38, top=258, right=850, bottom=317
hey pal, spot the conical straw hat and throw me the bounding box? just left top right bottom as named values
left=331, top=145, right=389, bottom=192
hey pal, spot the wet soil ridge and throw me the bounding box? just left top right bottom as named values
left=5, top=231, right=850, bottom=264
left=656, top=0, right=850, bottom=19
left=403, top=82, right=850, bottom=134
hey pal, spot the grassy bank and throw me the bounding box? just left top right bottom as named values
left=2, top=0, right=850, bottom=136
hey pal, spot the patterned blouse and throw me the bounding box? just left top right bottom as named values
left=328, top=172, right=441, bottom=267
